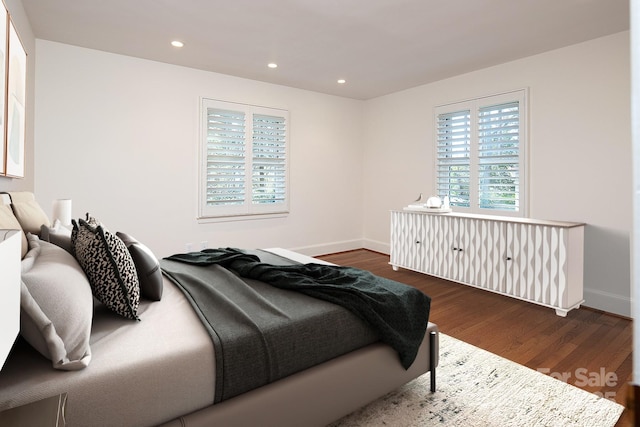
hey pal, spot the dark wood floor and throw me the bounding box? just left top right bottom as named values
left=317, top=249, right=634, bottom=427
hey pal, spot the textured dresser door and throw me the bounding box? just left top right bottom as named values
left=466, top=218, right=504, bottom=292
left=499, top=223, right=584, bottom=316
left=446, top=216, right=469, bottom=283
left=390, top=211, right=427, bottom=272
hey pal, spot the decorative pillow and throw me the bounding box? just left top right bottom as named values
left=7, top=191, right=37, bottom=203
left=116, top=232, right=163, bottom=301
left=71, top=215, right=140, bottom=320
left=0, top=204, right=27, bottom=258
left=20, top=235, right=93, bottom=370
left=40, top=219, right=72, bottom=253
left=11, top=199, right=51, bottom=234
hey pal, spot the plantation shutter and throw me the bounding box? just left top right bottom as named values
left=434, top=90, right=526, bottom=217
left=200, top=98, right=289, bottom=219
left=436, top=110, right=471, bottom=208
left=252, top=114, right=287, bottom=206
left=477, top=101, right=520, bottom=212
left=205, top=108, right=247, bottom=207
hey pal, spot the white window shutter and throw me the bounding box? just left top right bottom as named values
left=200, top=99, right=289, bottom=219
left=436, top=110, right=471, bottom=208
left=252, top=114, right=287, bottom=207
left=477, top=101, right=520, bottom=212
left=205, top=108, right=247, bottom=208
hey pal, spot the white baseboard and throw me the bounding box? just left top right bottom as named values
left=362, top=239, right=390, bottom=255
left=583, top=288, right=631, bottom=318
left=288, top=239, right=391, bottom=258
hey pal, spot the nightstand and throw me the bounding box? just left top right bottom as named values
left=0, top=393, right=67, bottom=426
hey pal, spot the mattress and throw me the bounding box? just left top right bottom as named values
left=0, top=274, right=216, bottom=426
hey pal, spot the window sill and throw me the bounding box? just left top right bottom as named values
left=197, top=211, right=289, bottom=224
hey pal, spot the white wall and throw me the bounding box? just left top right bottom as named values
left=34, top=41, right=365, bottom=258
left=362, top=31, right=632, bottom=316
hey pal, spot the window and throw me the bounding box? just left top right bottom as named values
left=199, top=98, right=289, bottom=220
left=435, top=90, right=527, bottom=216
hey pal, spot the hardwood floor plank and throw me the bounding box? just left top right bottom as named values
left=317, top=249, right=633, bottom=426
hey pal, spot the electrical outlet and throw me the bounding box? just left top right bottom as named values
left=201, top=241, right=208, bottom=250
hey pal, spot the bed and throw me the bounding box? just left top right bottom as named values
left=0, top=192, right=439, bottom=427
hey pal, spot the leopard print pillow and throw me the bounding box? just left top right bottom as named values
left=71, top=214, right=140, bottom=320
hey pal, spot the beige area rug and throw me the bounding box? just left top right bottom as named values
left=329, top=334, right=624, bottom=427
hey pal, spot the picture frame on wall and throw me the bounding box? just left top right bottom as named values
left=5, top=18, right=25, bottom=178
left=0, top=8, right=7, bottom=176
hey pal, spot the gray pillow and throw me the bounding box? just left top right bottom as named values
left=71, top=215, right=140, bottom=320
left=21, top=235, right=93, bottom=370
left=116, top=232, right=163, bottom=301
left=40, top=219, right=72, bottom=253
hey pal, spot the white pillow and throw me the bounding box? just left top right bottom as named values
left=11, top=199, right=51, bottom=234
left=20, top=234, right=93, bottom=370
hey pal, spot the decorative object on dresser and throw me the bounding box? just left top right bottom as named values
left=404, top=194, right=452, bottom=213
left=390, top=210, right=585, bottom=316
left=0, top=229, right=20, bottom=370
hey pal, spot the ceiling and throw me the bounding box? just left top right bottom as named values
left=21, top=0, right=629, bottom=100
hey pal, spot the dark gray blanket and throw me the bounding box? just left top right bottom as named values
left=160, top=251, right=380, bottom=402
left=164, top=248, right=431, bottom=369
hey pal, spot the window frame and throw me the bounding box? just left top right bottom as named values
left=198, top=98, right=290, bottom=221
left=434, top=89, right=528, bottom=217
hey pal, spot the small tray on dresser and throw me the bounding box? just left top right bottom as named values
left=403, top=205, right=452, bottom=213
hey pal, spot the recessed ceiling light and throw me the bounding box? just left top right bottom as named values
left=171, top=40, right=184, bottom=48
left=337, top=79, right=346, bottom=84
left=268, top=63, right=278, bottom=69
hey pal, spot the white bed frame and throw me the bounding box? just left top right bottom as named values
left=160, top=325, right=438, bottom=427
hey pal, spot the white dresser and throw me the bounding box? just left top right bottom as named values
left=0, top=229, right=21, bottom=368
left=390, top=210, right=585, bottom=316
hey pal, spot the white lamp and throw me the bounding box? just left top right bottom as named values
left=52, top=199, right=72, bottom=226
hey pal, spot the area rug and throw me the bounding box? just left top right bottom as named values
left=329, top=334, right=624, bottom=426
